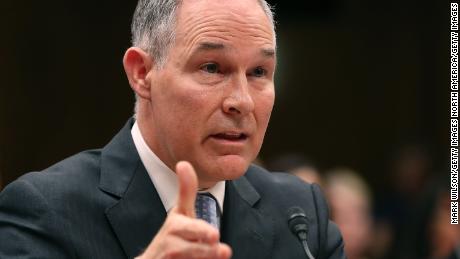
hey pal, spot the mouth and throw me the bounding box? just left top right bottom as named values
left=210, top=132, right=248, bottom=142
left=206, top=130, right=251, bottom=155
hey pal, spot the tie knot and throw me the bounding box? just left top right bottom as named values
left=195, top=193, right=220, bottom=229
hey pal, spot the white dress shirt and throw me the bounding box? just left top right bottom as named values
left=131, top=121, right=225, bottom=214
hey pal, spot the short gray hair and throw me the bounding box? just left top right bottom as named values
left=131, top=0, right=276, bottom=67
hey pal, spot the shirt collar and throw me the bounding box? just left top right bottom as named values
left=131, top=121, right=225, bottom=213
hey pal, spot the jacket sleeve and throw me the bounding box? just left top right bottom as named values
left=0, top=178, right=75, bottom=258
left=311, top=183, right=347, bottom=259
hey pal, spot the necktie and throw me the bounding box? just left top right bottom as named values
left=195, top=193, right=220, bottom=229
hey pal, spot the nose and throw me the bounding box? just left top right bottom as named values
left=222, top=73, right=255, bottom=116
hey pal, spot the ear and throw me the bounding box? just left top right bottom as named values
left=123, top=47, right=154, bottom=99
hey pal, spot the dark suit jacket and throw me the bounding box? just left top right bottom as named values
left=0, top=119, right=345, bottom=259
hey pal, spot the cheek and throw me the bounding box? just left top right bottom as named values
left=254, top=90, right=275, bottom=129
left=250, top=90, right=274, bottom=154
left=155, top=79, right=220, bottom=138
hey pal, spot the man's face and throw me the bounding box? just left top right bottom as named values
left=146, top=0, right=276, bottom=187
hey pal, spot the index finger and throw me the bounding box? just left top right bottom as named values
left=174, top=161, right=198, bottom=218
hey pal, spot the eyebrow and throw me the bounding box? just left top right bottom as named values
left=261, top=48, right=275, bottom=58
left=196, top=42, right=225, bottom=51
left=194, top=41, right=275, bottom=58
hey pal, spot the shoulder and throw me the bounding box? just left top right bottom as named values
left=0, top=151, right=104, bottom=258
left=1, top=149, right=103, bottom=208
left=26, top=149, right=99, bottom=184
left=243, top=164, right=329, bottom=214
left=244, top=164, right=319, bottom=205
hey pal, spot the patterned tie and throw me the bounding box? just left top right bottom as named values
left=195, top=193, right=220, bottom=229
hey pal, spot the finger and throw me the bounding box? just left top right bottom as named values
left=217, top=243, right=232, bottom=259
left=168, top=214, right=220, bottom=243
left=175, top=161, right=198, bottom=217
left=170, top=239, right=224, bottom=259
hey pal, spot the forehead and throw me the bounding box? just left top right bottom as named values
left=173, top=0, right=275, bottom=51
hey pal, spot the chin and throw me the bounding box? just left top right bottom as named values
left=202, top=154, right=251, bottom=182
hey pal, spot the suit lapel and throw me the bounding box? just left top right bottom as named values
left=98, top=119, right=167, bottom=258
left=222, top=175, right=275, bottom=259
left=105, top=163, right=166, bottom=258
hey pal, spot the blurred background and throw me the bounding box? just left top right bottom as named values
left=0, top=0, right=455, bottom=258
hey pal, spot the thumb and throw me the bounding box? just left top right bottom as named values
left=174, top=161, right=198, bottom=218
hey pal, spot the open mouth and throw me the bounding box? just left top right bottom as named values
left=211, top=132, right=248, bottom=141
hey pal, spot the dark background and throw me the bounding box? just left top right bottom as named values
left=0, top=0, right=448, bottom=190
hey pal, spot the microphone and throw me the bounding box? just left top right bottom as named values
left=287, top=207, right=315, bottom=259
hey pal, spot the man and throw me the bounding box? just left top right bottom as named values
left=0, top=0, right=346, bottom=258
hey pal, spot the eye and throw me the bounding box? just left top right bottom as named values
left=200, top=63, right=219, bottom=74
left=251, top=66, right=267, bottom=77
